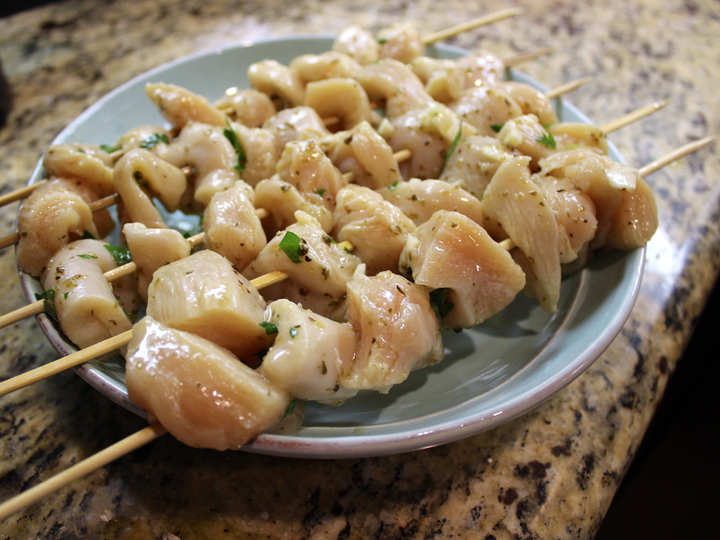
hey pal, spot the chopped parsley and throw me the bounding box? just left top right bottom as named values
left=223, top=121, right=247, bottom=173
left=429, top=287, right=454, bottom=320
left=35, top=289, right=57, bottom=320
left=442, top=122, right=463, bottom=174
left=259, top=321, right=279, bottom=335
left=490, top=123, right=504, bottom=133
left=289, top=326, right=299, bottom=338
left=104, top=244, right=132, bottom=266
left=280, top=399, right=298, bottom=420
left=77, top=253, right=98, bottom=259
left=278, top=231, right=307, bottom=264
left=100, top=144, right=120, bottom=153
left=536, top=132, right=557, bottom=149
left=387, top=180, right=400, bottom=191
left=314, top=188, right=327, bottom=197
left=139, top=132, right=169, bottom=150
left=81, top=230, right=96, bottom=240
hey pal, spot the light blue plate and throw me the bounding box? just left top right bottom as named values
left=19, top=37, right=644, bottom=458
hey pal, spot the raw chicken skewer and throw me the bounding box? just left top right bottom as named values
left=0, top=101, right=668, bottom=332
left=0, top=137, right=712, bottom=522
left=420, top=8, right=523, bottom=44
left=0, top=137, right=712, bottom=399
left=0, top=84, right=650, bottom=255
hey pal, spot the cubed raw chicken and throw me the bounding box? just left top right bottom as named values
left=400, top=210, right=525, bottom=328
left=146, top=249, right=270, bottom=362
left=259, top=299, right=359, bottom=404
left=341, top=270, right=443, bottom=393
left=126, top=316, right=292, bottom=451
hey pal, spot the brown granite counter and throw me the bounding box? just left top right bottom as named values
left=0, top=0, right=718, bottom=538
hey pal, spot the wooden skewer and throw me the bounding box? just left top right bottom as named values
left=0, top=422, right=167, bottom=522
left=422, top=8, right=523, bottom=44
left=503, top=47, right=553, bottom=69
left=0, top=139, right=713, bottom=521
left=545, top=76, right=592, bottom=100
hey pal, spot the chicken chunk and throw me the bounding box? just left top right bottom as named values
left=377, top=178, right=484, bottom=227
left=333, top=25, right=379, bottom=65
left=214, top=89, right=277, bottom=128
left=440, top=135, right=514, bottom=199
left=332, top=184, right=416, bottom=275
left=41, top=239, right=134, bottom=349
left=341, top=271, right=443, bottom=394
left=123, top=223, right=191, bottom=302
left=400, top=210, right=525, bottom=328
left=254, top=177, right=334, bottom=236
left=145, top=82, right=227, bottom=129
left=17, top=181, right=99, bottom=277
left=482, top=156, right=562, bottom=312
left=43, top=143, right=115, bottom=198
left=245, top=211, right=362, bottom=319
left=355, top=59, right=434, bottom=118
left=126, top=316, right=292, bottom=451
left=202, top=180, right=266, bottom=271
left=259, top=299, right=359, bottom=405
left=248, top=59, right=305, bottom=109
left=146, top=249, right=270, bottom=362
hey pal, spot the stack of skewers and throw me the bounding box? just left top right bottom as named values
left=0, top=8, right=712, bottom=519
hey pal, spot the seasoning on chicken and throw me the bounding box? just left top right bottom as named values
left=146, top=249, right=270, bottom=362
left=43, top=143, right=116, bottom=198
left=145, top=82, right=227, bottom=129
left=304, top=78, right=375, bottom=132
left=16, top=181, right=99, bottom=277
left=355, top=59, right=434, bottom=119
left=248, top=59, right=305, bottom=109
left=400, top=210, right=525, bottom=328
left=254, top=177, right=335, bottom=236
left=156, top=122, right=239, bottom=206
left=290, top=51, right=362, bottom=83
left=333, top=25, right=379, bottom=66
left=113, top=148, right=186, bottom=228
left=202, top=180, right=267, bottom=271
left=439, top=135, right=514, bottom=199
left=214, top=89, right=277, bottom=128
left=123, top=222, right=191, bottom=302
left=332, top=184, right=416, bottom=275
left=495, top=114, right=556, bottom=169
left=245, top=211, right=362, bottom=319
left=321, top=121, right=403, bottom=190
left=483, top=156, right=562, bottom=312
left=275, top=139, right=348, bottom=210
left=341, top=270, right=443, bottom=394
left=500, top=82, right=559, bottom=127
left=263, top=106, right=331, bottom=149
left=41, top=239, right=135, bottom=349
left=539, top=149, right=657, bottom=251
left=126, top=316, right=292, bottom=451
left=377, top=22, right=425, bottom=64
left=450, top=85, right=523, bottom=137
left=259, top=299, right=359, bottom=405
left=377, top=178, right=484, bottom=226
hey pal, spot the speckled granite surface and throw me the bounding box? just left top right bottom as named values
left=0, top=0, right=717, bottom=538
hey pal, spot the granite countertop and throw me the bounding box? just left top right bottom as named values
left=0, top=0, right=718, bottom=538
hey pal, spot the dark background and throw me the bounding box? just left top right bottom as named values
left=1, top=3, right=718, bottom=538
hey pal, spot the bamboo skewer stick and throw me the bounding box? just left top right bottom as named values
left=421, top=8, right=523, bottom=44
left=0, top=101, right=672, bottom=332
left=0, top=423, right=167, bottom=522
left=0, top=138, right=713, bottom=520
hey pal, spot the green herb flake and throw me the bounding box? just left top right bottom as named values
left=259, top=321, right=278, bottom=335
left=442, top=122, right=463, bottom=174
left=139, top=133, right=169, bottom=150
left=388, top=180, right=400, bottom=191
left=223, top=121, right=247, bottom=173
left=490, top=123, right=504, bottom=133
left=100, top=144, right=120, bottom=153
left=429, top=287, right=454, bottom=320
left=279, top=231, right=306, bottom=264
left=81, top=230, right=96, bottom=240
left=77, top=253, right=98, bottom=259
left=314, top=188, right=327, bottom=196
left=536, top=132, right=557, bottom=150
left=377, top=38, right=388, bottom=44
left=289, top=326, right=299, bottom=338
left=35, top=289, right=57, bottom=320
left=281, top=399, right=298, bottom=420
left=104, top=244, right=132, bottom=266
